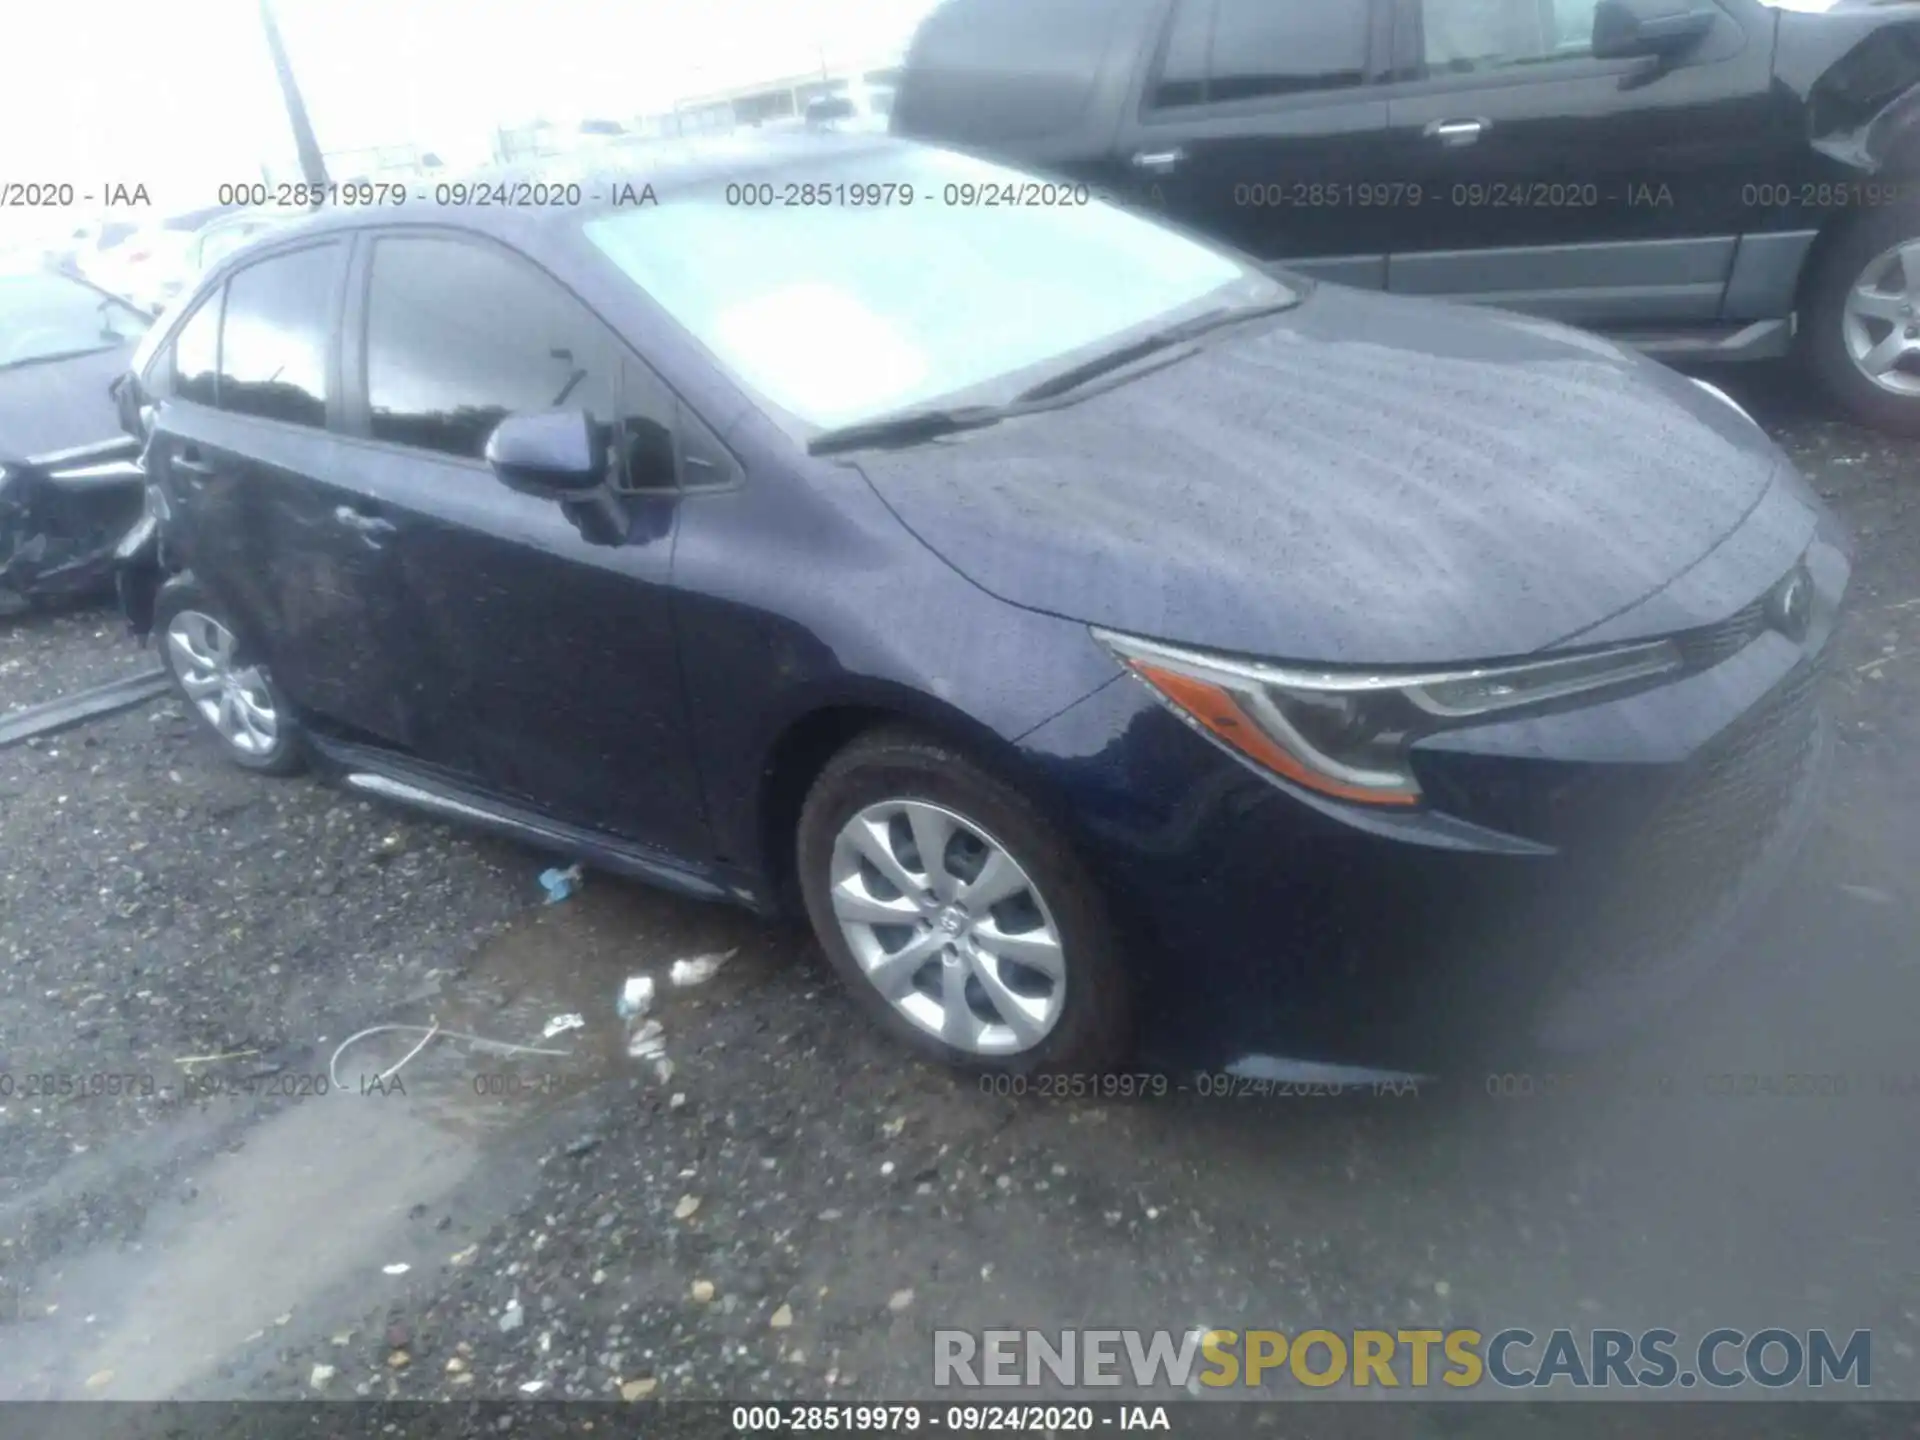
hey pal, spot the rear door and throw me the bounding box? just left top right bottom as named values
left=1378, top=0, right=1778, bottom=325
left=146, top=241, right=417, bottom=745
left=339, top=229, right=710, bottom=858
left=1110, top=0, right=1402, bottom=288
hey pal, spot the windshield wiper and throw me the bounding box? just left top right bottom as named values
left=806, top=403, right=1011, bottom=456
left=1012, top=297, right=1301, bottom=405
left=804, top=296, right=1303, bottom=456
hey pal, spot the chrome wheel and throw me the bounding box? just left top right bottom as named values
left=1843, top=238, right=1920, bottom=397
left=827, top=799, right=1067, bottom=1056
left=164, top=610, right=280, bottom=756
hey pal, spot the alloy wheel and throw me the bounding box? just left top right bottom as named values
left=1842, top=238, right=1920, bottom=397
left=164, top=610, right=281, bottom=757
left=827, top=799, right=1067, bottom=1056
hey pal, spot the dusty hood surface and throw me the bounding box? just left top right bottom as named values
left=0, top=344, right=134, bottom=464
left=852, top=284, right=1804, bottom=666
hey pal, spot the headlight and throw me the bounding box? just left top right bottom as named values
left=1094, top=629, right=1684, bottom=808
left=1689, top=377, right=1756, bottom=426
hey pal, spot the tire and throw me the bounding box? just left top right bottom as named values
left=152, top=576, right=306, bottom=776
left=796, top=725, right=1133, bottom=1074
left=1802, top=202, right=1920, bottom=436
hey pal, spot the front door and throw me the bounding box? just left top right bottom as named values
left=1110, top=0, right=1400, bottom=289
left=339, top=231, right=710, bottom=859
left=1378, top=0, right=1779, bottom=326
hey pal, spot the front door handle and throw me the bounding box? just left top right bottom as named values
left=334, top=505, right=397, bottom=547
left=1130, top=147, right=1187, bottom=175
left=1424, top=117, right=1489, bottom=147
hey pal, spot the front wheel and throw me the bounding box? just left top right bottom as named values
left=796, top=726, right=1133, bottom=1074
left=1802, top=204, right=1920, bottom=436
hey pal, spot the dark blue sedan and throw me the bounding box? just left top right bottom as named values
left=117, top=134, right=1849, bottom=1079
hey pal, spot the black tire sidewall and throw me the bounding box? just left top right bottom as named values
left=1803, top=203, right=1920, bottom=436
left=796, top=728, right=1133, bottom=1074
left=153, top=578, right=306, bottom=776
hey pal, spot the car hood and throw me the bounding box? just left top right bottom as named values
left=0, top=344, right=134, bottom=464
left=851, top=285, right=1804, bottom=666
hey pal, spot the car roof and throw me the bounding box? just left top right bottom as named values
left=251, top=131, right=917, bottom=248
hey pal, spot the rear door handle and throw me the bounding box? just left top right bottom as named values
left=1423, top=118, right=1489, bottom=147
left=1130, top=147, right=1187, bottom=174
left=333, top=505, right=397, bottom=547
left=173, top=444, right=215, bottom=478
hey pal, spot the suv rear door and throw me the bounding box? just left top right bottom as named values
left=1110, top=0, right=1402, bottom=288
left=1378, top=0, right=1779, bottom=326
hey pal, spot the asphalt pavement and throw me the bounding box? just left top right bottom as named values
left=0, top=368, right=1916, bottom=1410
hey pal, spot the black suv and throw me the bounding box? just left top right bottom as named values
left=892, top=0, right=1920, bottom=433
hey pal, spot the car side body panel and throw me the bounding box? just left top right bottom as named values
left=668, top=401, right=1126, bottom=887
left=892, top=0, right=1920, bottom=343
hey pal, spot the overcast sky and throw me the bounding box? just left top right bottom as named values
left=0, top=0, right=935, bottom=239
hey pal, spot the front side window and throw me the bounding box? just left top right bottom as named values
left=364, top=237, right=625, bottom=462
left=0, top=269, right=151, bottom=369
left=1154, top=0, right=1371, bottom=108
left=582, top=146, right=1276, bottom=432
left=1421, top=0, right=1600, bottom=72
left=218, top=244, right=338, bottom=428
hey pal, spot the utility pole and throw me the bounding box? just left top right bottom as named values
left=258, top=0, right=330, bottom=197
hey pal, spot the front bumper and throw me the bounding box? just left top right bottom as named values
left=1018, top=543, right=1848, bottom=1076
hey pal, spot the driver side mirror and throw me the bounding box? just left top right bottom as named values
left=485, top=410, right=608, bottom=500
left=485, top=410, right=639, bottom=547
left=1592, top=0, right=1717, bottom=61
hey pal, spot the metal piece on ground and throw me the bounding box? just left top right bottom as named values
left=0, top=665, right=169, bottom=750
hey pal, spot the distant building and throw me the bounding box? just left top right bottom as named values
left=260, top=143, right=446, bottom=186
left=489, top=52, right=903, bottom=162
left=650, top=56, right=904, bottom=138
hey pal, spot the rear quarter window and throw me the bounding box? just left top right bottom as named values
left=892, top=0, right=1128, bottom=145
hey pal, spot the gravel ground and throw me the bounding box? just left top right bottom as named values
left=1, top=373, right=1917, bottom=1411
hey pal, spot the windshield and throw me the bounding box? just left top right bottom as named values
left=0, top=269, right=151, bottom=367
left=582, top=146, right=1283, bottom=430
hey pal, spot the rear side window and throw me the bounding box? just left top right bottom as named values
left=171, top=294, right=220, bottom=407
left=218, top=244, right=339, bottom=428
left=892, top=0, right=1121, bottom=145
left=1421, top=0, right=1599, bottom=72
left=363, top=236, right=624, bottom=461
left=1153, top=0, right=1371, bottom=108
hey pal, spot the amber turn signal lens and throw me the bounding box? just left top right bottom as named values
left=1131, top=662, right=1421, bottom=808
